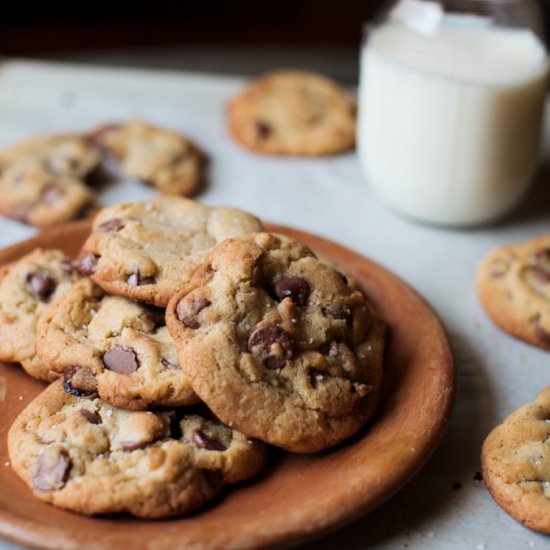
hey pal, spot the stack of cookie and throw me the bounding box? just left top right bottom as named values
left=3, top=196, right=384, bottom=518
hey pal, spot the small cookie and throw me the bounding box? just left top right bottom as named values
left=166, top=233, right=385, bottom=453
left=228, top=70, right=356, bottom=156
left=482, top=387, right=550, bottom=534
left=78, top=197, right=264, bottom=307
left=8, top=379, right=267, bottom=518
left=36, top=277, right=199, bottom=410
left=0, top=134, right=100, bottom=227
left=91, top=120, right=205, bottom=196
left=477, top=235, right=550, bottom=349
left=0, top=248, right=82, bottom=378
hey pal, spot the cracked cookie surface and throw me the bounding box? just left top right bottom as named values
left=228, top=70, right=356, bottom=156
left=0, top=134, right=100, bottom=227
left=8, top=379, right=267, bottom=518
left=166, top=232, right=385, bottom=453
left=477, top=235, right=550, bottom=349
left=78, top=197, right=264, bottom=307
left=482, top=387, right=550, bottom=534
left=36, top=277, right=199, bottom=409
left=0, top=248, right=82, bottom=378
left=91, top=119, right=205, bottom=196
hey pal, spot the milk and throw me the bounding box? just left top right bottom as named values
left=358, top=14, right=549, bottom=225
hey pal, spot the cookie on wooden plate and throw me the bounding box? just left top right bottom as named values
left=91, top=119, right=205, bottom=196
left=77, top=197, right=264, bottom=307
left=0, top=134, right=100, bottom=227
left=8, top=379, right=267, bottom=518
left=0, top=248, right=82, bottom=379
left=166, top=232, right=385, bottom=453
left=482, top=387, right=550, bottom=534
left=477, top=235, right=550, bottom=349
left=36, top=277, right=199, bottom=410
left=228, top=70, right=356, bottom=156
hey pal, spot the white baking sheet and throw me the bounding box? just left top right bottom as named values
left=0, top=59, right=549, bottom=550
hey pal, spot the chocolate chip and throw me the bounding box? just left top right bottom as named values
left=248, top=324, right=293, bottom=369
left=127, top=269, right=156, bottom=286
left=41, top=185, right=62, bottom=204
left=120, top=441, right=150, bottom=452
left=177, top=297, right=211, bottom=329
left=323, top=306, right=352, bottom=323
left=78, top=253, right=99, bottom=275
left=255, top=121, right=271, bottom=139
left=533, top=314, right=550, bottom=346
left=103, top=346, right=139, bottom=374
left=32, top=447, right=71, bottom=493
left=60, top=259, right=75, bottom=274
left=191, top=429, right=227, bottom=451
left=272, top=276, right=310, bottom=306
left=63, top=366, right=97, bottom=396
left=96, top=218, right=124, bottom=232
left=80, top=408, right=102, bottom=424
left=161, top=358, right=179, bottom=370
left=525, top=266, right=550, bottom=283
left=26, top=272, right=56, bottom=299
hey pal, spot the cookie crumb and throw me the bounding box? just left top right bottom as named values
left=473, top=471, right=483, bottom=481
left=18, top=395, right=24, bottom=401
left=4, top=461, right=10, bottom=467
left=452, top=481, right=462, bottom=490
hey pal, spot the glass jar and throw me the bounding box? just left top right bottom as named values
left=357, top=0, right=549, bottom=226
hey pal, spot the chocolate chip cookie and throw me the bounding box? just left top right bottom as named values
left=78, top=197, right=264, bottom=307
left=8, top=379, right=267, bottom=518
left=0, top=134, right=100, bottom=227
left=477, top=235, right=550, bottom=349
left=482, top=387, right=550, bottom=534
left=166, top=232, right=385, bottom=453
left=36, top=277, right=199, bottom=409
left=228, top=70, right=357, bottom=156
left=91, top=120, right=205, bottom=196
left=0, top=248, right=82, bottom=378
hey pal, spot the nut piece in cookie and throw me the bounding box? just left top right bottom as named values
left=482, top=387, right=550, bottom=534
left=78, top=196, right=264, bottom=307
left=477, top=234, right=550, bottom=349
left=228, top=70, right=357, bottom=156
left=0, top=134, right=100, bottom=227
left=166, top=232, right=385, bottom=453
left=0, top=248, right=82, bottom=379
left=36, top=277, right=199, bottom=409
left=8, top=379, right=267, bottom=518
left=91, top=119, right=206, bottom=196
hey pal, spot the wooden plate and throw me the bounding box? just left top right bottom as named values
left=0, top=221, right=455, bottom=550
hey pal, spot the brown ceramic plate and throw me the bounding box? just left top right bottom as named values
left=0, top=220, right=455, bottom=550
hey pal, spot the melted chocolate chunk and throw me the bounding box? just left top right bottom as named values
left=78, top=253, right=99, bottom=275
left=255, top=121, right=272, bottom=139
left=127, top=269, right=156, bottom=286
left=272, top=276, right=310, bottom=307
left=191, top=430, right=227, bottom=451
left=32, top=448, right=71, bottom=493
left=96, top=218, right=124, bottom=232
left=80, top=408, right=102, bottom=425
left=103, top=347, right=139, bottom=374
left=27, top=272, right=56, bottom=299
left=248, top=324, right=293, bottom=369
left=177, top=297, right=211, bottom=329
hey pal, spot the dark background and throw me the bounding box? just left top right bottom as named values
left=0, top=1, right=383, bottom=56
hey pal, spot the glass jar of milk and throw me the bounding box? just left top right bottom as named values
left=358, top=0, right=549, bottom=226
